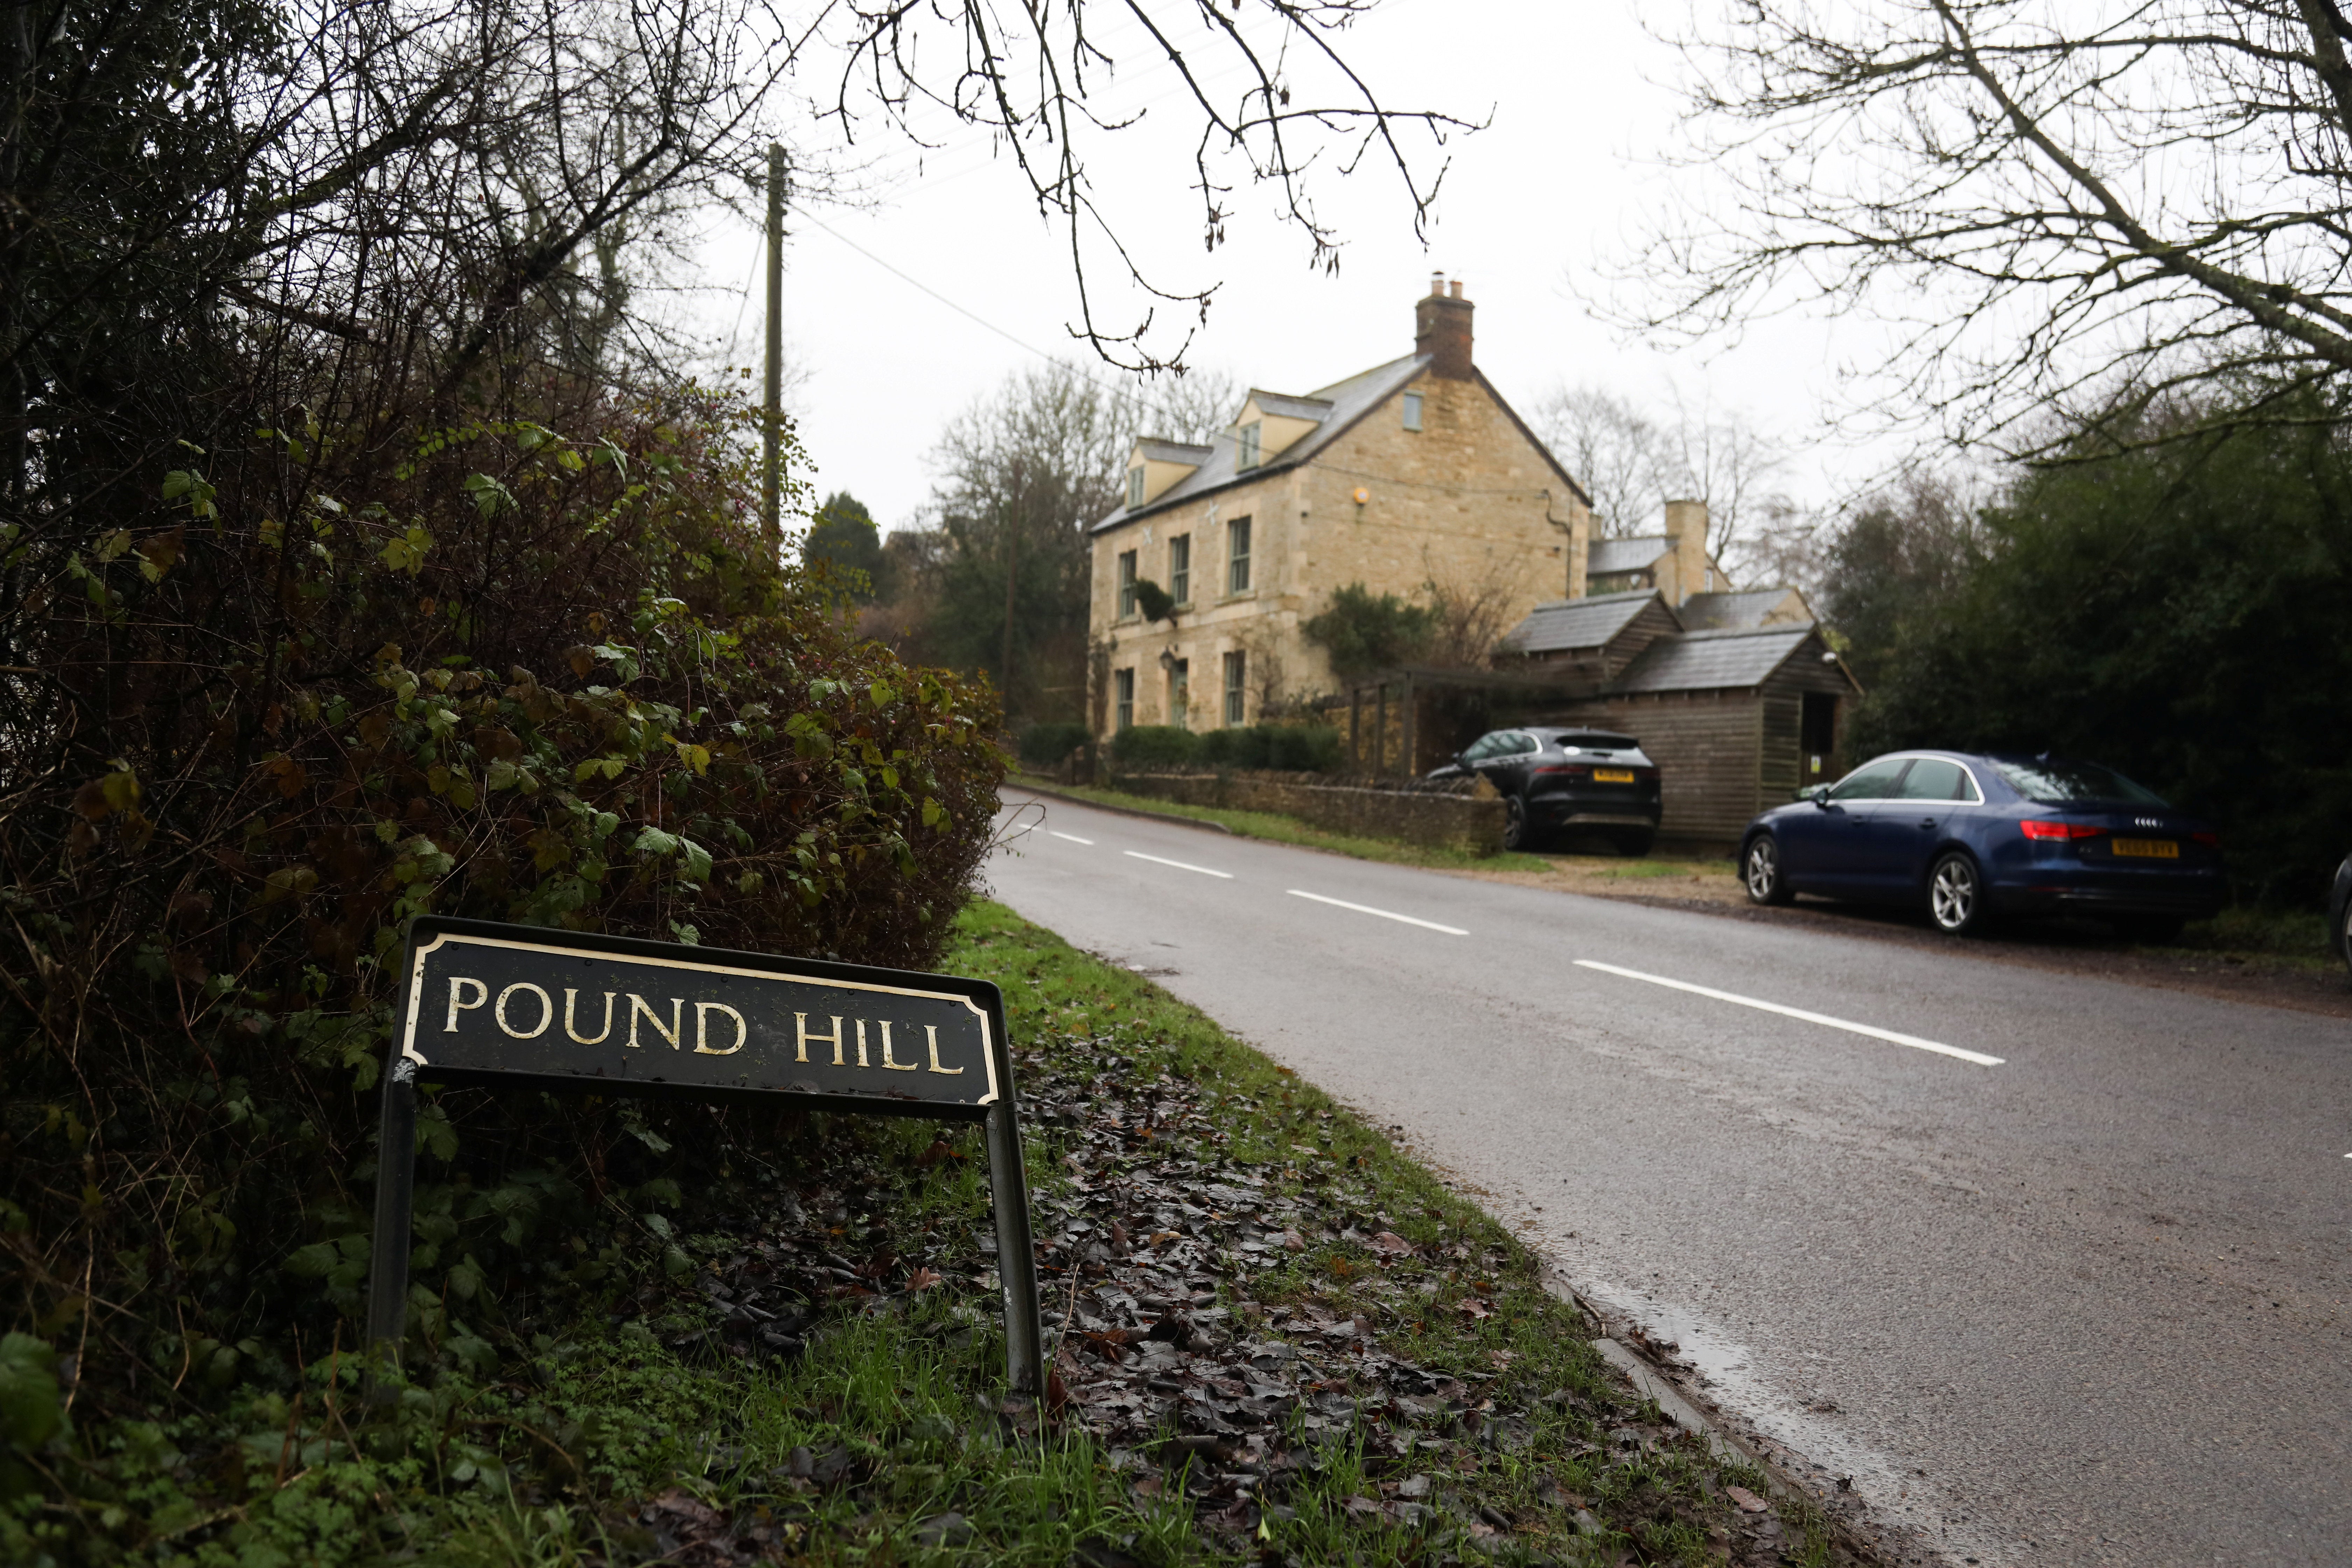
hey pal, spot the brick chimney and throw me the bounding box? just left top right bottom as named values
left=1414, top=273, right=1474, bottom=380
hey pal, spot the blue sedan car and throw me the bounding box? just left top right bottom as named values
left=1738, top=751, right=2226, bottom=940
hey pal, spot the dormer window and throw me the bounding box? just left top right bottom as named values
left=1402, top=391, right=1423, bottom=432
left=1237, top=421, right=1262, bottom=470
left=1126, top=467, right=1144, bottom=510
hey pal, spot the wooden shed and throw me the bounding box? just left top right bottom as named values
left=1534, top=623, right=1863, bottom=848
left=1330, top=592, right=1861, bottom=850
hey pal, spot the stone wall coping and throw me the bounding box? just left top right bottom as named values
left=1113, top=767, right=1480, bottom=797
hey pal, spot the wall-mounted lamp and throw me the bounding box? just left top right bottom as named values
left=1352, top=486, right=1371, bottom=506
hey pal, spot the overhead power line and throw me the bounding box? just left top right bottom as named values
left=792, top=208, right=1240, bottom=447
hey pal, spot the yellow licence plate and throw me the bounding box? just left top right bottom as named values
left=1593, top=768, right=1636, bottom=784
left=2110, top=838, right=2179, bottom=859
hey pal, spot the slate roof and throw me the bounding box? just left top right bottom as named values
left=1135, top=438, right=1214, bottom=464
left=1248, top=390, right=1337, bottom=421
left=1677, top=588, right=1808, bottom=631
left=1587, top=536, right=1669, bottom=576
left=1608, top=625, right=1817, bottom=694
left=1496, top=590, right=1659, bottom=655
left=1094, top=354, right=1429, bottom=532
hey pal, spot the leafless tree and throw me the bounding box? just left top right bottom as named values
left=1660, top=385, right=1793, bottom=567
left=1418, top=550, right=1521, bottom=668
left=1113, top=366, right=1247, bottom=452
left=1532, top=386, right=1669, bottom=537
left=1534, top=382, right=1790, bottom=561
left=912, top=361, right=1132, bottom=716
left=1627, top=0, right=2352, bottom=456
left=4, top=0, right=1460, bottom=537
left=828, top=1, right=1477, bottom=370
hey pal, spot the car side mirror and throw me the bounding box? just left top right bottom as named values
left=1810, top=785, right=1834, bottom=808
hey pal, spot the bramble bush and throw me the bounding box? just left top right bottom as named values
left=0, top=388, right=1004, bottom=1547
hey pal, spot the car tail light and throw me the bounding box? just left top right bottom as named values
left=2191, top=831, right=2219, bottom=847
left=1531, top=764, right=1588, bottom=777
left=2020, top=820, right=2103, bottom=841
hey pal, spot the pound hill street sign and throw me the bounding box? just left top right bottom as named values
left=366, top=915, right=1043, bottom=1391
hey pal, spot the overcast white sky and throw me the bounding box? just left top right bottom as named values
left=681, top=0, right=1897, bottom=537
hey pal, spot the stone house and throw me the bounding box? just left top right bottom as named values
left=1086, top=275, right=1595, bottom=736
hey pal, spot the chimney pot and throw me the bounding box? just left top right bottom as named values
left=1449, top=279, right=1464, bottom=299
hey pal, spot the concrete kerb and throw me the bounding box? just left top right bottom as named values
left=1542, top=1271, right=1889, bottom=1560
left=1001, top=779, right=1235, bottom=834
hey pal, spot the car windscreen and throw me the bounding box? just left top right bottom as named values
left=1992, top=758, right=2168, bottom=806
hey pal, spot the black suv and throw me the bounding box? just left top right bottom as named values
left=1427, top=728, right=1663, bottom=853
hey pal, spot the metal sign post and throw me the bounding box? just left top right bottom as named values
left=364, top=916, right=1042, bottom=1392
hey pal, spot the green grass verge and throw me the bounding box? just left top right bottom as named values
left=2172, top=905, right=2339, bottom=968
left=1005, top=777, right=1555, bottom=876
left=10, top=902, right=1853, bottom=1568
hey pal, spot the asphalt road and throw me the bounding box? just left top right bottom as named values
left=986, top=790, right=2352, bottom=1568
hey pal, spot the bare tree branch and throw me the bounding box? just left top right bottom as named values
left=1618, top=0, right=2352, bottom=457
left=824, top=1, right=1479, bottom=371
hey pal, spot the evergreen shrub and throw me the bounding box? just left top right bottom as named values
left=1016, top=721, right=1093, bottom=769
left=1107, top=724, right=1199, bottom=768
left=1114, top=724, right=1343, bottom=772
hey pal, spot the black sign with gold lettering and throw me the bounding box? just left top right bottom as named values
left=366, top=916, right=1041, bottom=1391
left=397, top=920, right=1003, bottom=1108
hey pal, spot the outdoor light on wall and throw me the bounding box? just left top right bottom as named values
left=1353, top=486, right=1371, bottom=506
left=1158, top=648, right=1176, bottom=671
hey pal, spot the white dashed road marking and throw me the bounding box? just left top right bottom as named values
left=1049, top=831, right=1094, bottom=845
left=1286, top=889, right=1468, bottom=936
left=1124, top=850, right=1234, bottom=880
left=1573, top=959, right=2005, bottom=1068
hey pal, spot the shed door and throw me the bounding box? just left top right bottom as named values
left=1800, top=692, right=1840, bottom=785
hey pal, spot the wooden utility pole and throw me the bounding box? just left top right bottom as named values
left=1000, top=472, right=1021, bottom=709
left=761, top=143, right=786, bottom=556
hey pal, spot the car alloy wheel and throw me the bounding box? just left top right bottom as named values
left=1502, top=794, right=1531, bottom=851
left=1744, top=836, right=1791, bottom=905
left=1928, top=852, right=1984, bottom=935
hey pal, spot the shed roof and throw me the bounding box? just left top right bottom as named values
left=1587, top=535, right=1669, bottom=576
left=1608, top=625, right=1818, bottom=693
left=1496, top=590, right=1659, bottom=654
